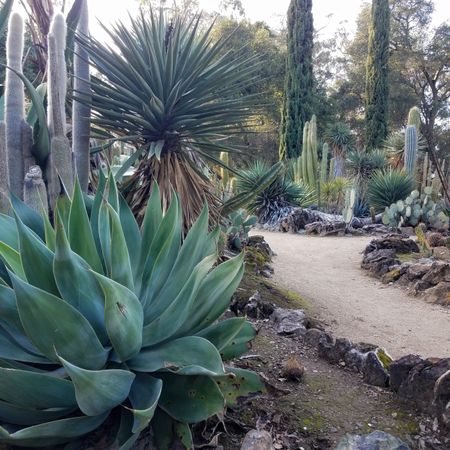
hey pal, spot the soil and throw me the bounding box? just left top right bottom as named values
left=254, top=231, right=450, bottom=359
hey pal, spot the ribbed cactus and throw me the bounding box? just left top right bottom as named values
left=328, top=157, right=335, bottom=181
left=0, top=122, right=8, bottom=212
left=342, top=187, right=356, bottom=225
left=300, top=116, right=318, bottom=187
left=404, top=125, right=418, bottom=178
left=407, top=106, right=421, bottom=130
left=301, top=120, right=309, bottom=182
left=320, top=143, right=329, bottom=183
left=47, top=13, right=74, bottom=200
left=23, top=165, right=49, bottom=215
left=72, top=0, right=91, bottom=192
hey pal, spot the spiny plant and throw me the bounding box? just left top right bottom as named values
left=0, top=174, right=263, bottom=448
left=367, top=169, right=414, bottom=212
left=76, top=9, right=261, bottom=228
left=324, top=122, right=354, bottom=178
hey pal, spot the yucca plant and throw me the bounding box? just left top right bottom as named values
left=0, top=174, right=262, bottom=448
left=237, top=161, right=316, bottom=224
left=76, top=9, right=261, bottom=228
left=324, top=122, right=354, bottom=178
left=367, top=169, right=415, bottom=212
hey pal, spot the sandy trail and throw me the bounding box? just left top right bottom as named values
left=256, top=231, right=450, bottom=359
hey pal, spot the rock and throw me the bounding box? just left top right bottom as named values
left=361, top=248, right=399, bottom=277
left=344, top=348, right=365, bottom=372
left=389, top=354, right=424, bottom=393
left=318, top=338, right=340, bottom=364
left=304, top=328, right=325, bottom=347
left=334, top=430, right=410, bottom=450
left=335, top=338, right=353, bottom=360
left=423, top=282, right=450, bottom=306
left=381, top=267, right=402, bottom=284
left=363, top=235, right=419, bottom=255
left=406, top=263, right=431, bottom=281
left=270, top=308, right=307, bottom=335
left=427, top=232, right=447, bottom=247
left=241, top=430, right=274, bottom=450
left=247, top=235, right=273, bottom=261
left=397, top=358, right=450, bottom=413
left=422, top=261, right=450, bottom=285
left=362, top=351, right=389, bottom=387
left=434, top=370, right=450, bottom=431
left=305, top=220, right=346, bottom=236
left=433, top=246, right=450, bottom=261
left=412, top=279, right=432, bottom=293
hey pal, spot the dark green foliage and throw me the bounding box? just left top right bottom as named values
left=365, top=0, right=390, bottom=150
left=279, top=0, right=314, bottom=160
left=346, top=149, right=386, bottom=182
left=367, top=169, right=414, bottom=211
left=237, top=161, right=315, bottom=223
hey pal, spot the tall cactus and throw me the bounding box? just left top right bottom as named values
left=300, top=115, right=318, bottom=187
left=301, top=120, right=309, bottom=182
left=72, top=0, right=91, bottom=192
left=47, top=13, right=74, bottom=200
left=4, top=13, right=33, bottom=200
left=421, top=151, right=429, bottom=192
left=407, top=106, right=421, bottom=130
left=219, top=151, right=229, bottom=190
left=404, top=124, right=418, bottom=178
left=320, top=143, right=329, bottom=183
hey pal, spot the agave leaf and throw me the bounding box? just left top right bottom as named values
left=140, top=193, right=181, bottom=308
left=129, top=336, right=225, bottom=376
left=118, top=194, right=141, bottom=279
left=141, top=255, right=216, bottom=347
left=26, top=83, right=47, bottom=127
left=0, top=367, right=76, bottom=409
left=0, top=283, right=22, bottom=329
left=68, top=179, right=104, bottom=274
left=53, top=218, right=108, bottom=344
left=11, top=273, right=108, bottom=369
left=0, top=401, right=77, bottom=426
left=0, top=326, right=49, bottom=364
left=0, top=213, right=19, bottom=249
left=219, top=322, right=257, bottom=360
left=59, top=356, right=135, bottom=416
left=174, top=421, right=193, bottom=450
left=92, top=272, right=143, bottom=362
left=116, top=409, right=141, bottom=450
left=0, top=241, right=25, bottom=279
left=215, top=367, right=264, bottom=407
left=105, top=203, right=134, bottom=290
left=55, top=194, right=72, bottom=232
left=106, top=174, right=119, bottom=212
left=176, top=253, right=244, bottom=335
left=10, top=194, right=45, bottom=240
left=195, top=317, right=248, bottom=353
left=127, top=374, right=162, bottom=433
left=42, top=208, right=56, bottom=251
left=158, top=373, right=224, bottom=424
left=0, top=413, right=109, bottom=447
left=14, top=213, right=59, bottom=296
left=151, top=408, right=176, bottom=450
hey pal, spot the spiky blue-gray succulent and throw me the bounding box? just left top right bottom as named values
left=0, top=175, right=262, bottom=448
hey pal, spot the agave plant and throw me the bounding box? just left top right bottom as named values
left=76, top=9, right=261, bottom=228
left=237, top=161, right=316, bottom=224
left=367, top=169, right=414, bottom=212
left=0, top=175, right=262, bottom=448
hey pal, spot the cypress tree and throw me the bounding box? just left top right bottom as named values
left=364, top=0, right=390, bottom=150
left=279, top=0, right=314, bottom=160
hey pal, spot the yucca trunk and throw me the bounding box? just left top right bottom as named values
left=123, top=153, right=220, bottom=229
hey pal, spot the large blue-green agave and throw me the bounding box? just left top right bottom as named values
left=0, top=174, right=262, bottom=448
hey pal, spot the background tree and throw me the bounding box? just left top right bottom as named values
left=279, top=0, right=314, bottom=160
left=365, top=0, right=390, bottom=150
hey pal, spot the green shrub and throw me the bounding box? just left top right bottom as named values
left=237, top=161, right=316, bottom=223
left=0, top=175, right=262, bottom=448
left=367, top=169, right=414, bottom=211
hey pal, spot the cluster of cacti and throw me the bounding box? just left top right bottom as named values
left=0, top=1, right=90, bottom=214
left=300, top=115, right=318, bottom=187
left=342, top=187, right=356, bottom=225
left=382, top=187, right=449, bottom=230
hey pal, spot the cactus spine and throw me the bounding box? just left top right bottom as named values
left=404, top=125, right=418, bottom=178
left=72, top=0, right=91, bottom=192
left=47, top=13, right=74, bottom=200
left=320, top=143, right=329, bottom=183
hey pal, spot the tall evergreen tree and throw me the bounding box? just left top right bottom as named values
left=364, top=0, right=390, bottom=150
left=279, top=0, right=314, bottom=160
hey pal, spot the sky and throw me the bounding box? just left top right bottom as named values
left=86, top=0, right=450, bottom=41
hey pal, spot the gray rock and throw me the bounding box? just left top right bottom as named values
left=240, top=430, right=274, bottom=450
left=344, top=348, right=365, bottom=372
left=406, top=263, right=431, bottom=281
left=362, top=351, right=389, bottom=387
left=422, top=261, right=450, bottom=285
left=424, top=282, right=450, bottom=305
left=334, top=430, right=410, bottom=450
left=434, top=370, right=450, bottom=431
left=270, top=308, right=307, bottom=335
left=389, top=354, right=424, bottom=393
left=361, top=248, right=399, bottom=277
left=335, top=338, right=353, bottom=360
left=318, top=338, right=339, bottom=364
left=304, top=328, right=325, bottom=347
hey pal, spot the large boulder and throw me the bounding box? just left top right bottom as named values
left=334, top=430, right=410, bottom=450
left=361, top=248, right=399, bottom=277
left=362, top=351, right=390, bottom=388
left=389, top=354, right=424, bottom=393
left=363, top=235, right=419, bottom=255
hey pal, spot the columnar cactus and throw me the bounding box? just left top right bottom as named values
left=72, top=0, right=91, bottom=192
left=320, top=143, right=329, bottom=183
left=300, top=115, right=318, bottom=188
left=219, top=151, right=229, bottom=190
left=342, top=187, right=356, bottom=225
left=407, top=106, right=421, bottom=130
left=47, top=13, right=74, bottom=200
left=404, top=125, right=418, bottom=178
left=328, top=157, right=335, bottom=181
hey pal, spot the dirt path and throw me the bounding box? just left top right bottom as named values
left=256, top=231, right=450, bottom=358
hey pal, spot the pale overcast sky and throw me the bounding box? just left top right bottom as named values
left=86, top=0, right=449, bottom=40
